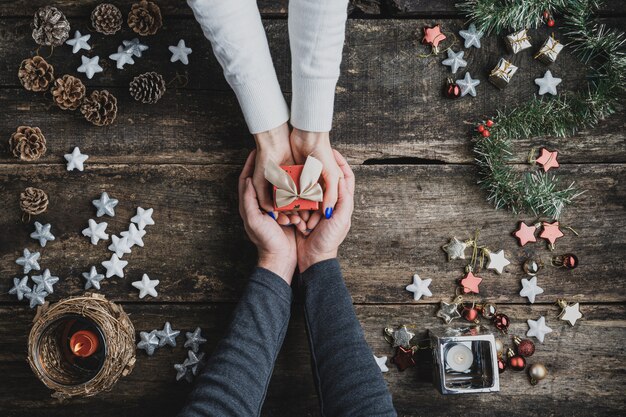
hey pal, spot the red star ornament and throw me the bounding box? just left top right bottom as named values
left=514, top=222, right=538, bottom=246
left=392, top=346, right=416, bottom=371
left=422, top=25, right=447, bottom=52
left=540, top=221, right=564, bottom=245
left=460, top=271, right=482, bottom=294
left=536, top=148, right=560, bottom=172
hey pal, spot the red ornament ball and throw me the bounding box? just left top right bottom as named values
left=493, top=313, right=510, bottom=332
left=509, top=354, right=526, bottom=371
left=477, top=124, right=485, bottom=133
left=486, top=119, right=494, bottom=127
left=462, top=307, right=479, bottom=322
left=517, top=339, right=535, bottom=357
left=547, top=18, right=555, bottom=27
left=444, top=80, right=461, bottom=99
left=543, top=10, right=550, bottom=19
left=498, top=358, right=507, bottom=373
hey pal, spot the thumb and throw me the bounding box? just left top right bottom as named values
left=253, top=173, right=275, bottom=215
left=321, top=169, right=339, bottom=219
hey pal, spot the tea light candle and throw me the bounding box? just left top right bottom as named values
left=69, top=330, right=99, bottom=357
left=445, top=343, right=473, bottom=372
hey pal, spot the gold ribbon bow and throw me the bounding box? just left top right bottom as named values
left=264, top=156, right=324, bottom=208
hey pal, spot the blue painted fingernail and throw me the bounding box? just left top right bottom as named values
left=268, top=211, right=276, bottom=220
left=324, top=207, right=333, bottom=219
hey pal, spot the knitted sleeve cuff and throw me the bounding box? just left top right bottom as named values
left=233, top=76, right=290, bottom=134
left=290, top=76, right=338, bottom=132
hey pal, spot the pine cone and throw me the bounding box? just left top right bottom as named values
left=81, top=90, right=118, bottom=126
left=32, top=6, right=70, bottom=46
left=51, top=75, right=86, bottom=110
left=129, top=72, right=166, bottom=104
left=91, top=3, right=123, bottom=35
left=20, top=187, right=49, bottom=216
left=18, top=56, right=55, bottom=92
left=9, top=126, right=47, bottom=161
left=128, top=0, right=162, bottom=36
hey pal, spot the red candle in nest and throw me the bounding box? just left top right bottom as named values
left=69, top=330, right=99, bottom=357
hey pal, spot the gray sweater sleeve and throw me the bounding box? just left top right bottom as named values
left=178, top=267, right=292, bottom=417
left=300, top=259, right=397, bottom=417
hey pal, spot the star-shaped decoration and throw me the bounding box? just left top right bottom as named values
left=437, top=301, right=461, bottom=324
left=109, top=45, right=135, bottom=69
left=132, top=274, right=160, bottom=299
left=514, top=222, right=537, bottom=246
left=441, top=49, right=467, bottom=73
left=486, top=249, right=510, bottom=274
left=30, top=222, right=55, bottom=247
left=184, top=327, right=207, bottom=352
left=422, top=25, right=447, bottom=53
left=536, top=148, right=560, bottom=172
left=9, top=276, right=32, bottom=301
left=460, top=271, right=482, bottom=294
left=32, top=269, right=59, bottom=293
left=534, top=70, right=562, bottom=96
left=156, top=321, right=180, bottom=347
left=66, top=30, right=91, bottom=54
left=108, top=235, right=132, bottom=258
left=82, top=266, right=105, bottom=290
left=392, top=346, right=416, bottom=371
left=459, top=24, right=483, bottom=48
left=405, top=273, right=432, bottom=301
left=174, top=362, right=193, bottom=383
left=526, top=316, right=553, bottom=343
left=374, top=355, right=389, bottom=373
left=16, top=248, right=41, bottom=274
left=82, top=219, right=109, bottom=245
left=185, top=350, right=206, bottom=376
left=121, top=223, right=146, bottom=247
left=93, top=192, right=119, bottom=217
left=456, top=72, right=480, bottom=97
left=169, top=39, right=192, bottom=65
left=131, top=207, right=155, bottom=230
left=442, top=237, right=467, bottom=261
left=64, top=147, right=88, bottom=171
left=519, top=276, right=544, bottom=303
left=540, top=221, right=564, bottom=246
left=24, top=286, right=48, bottom=308
left=77, top=55, right=103, bottom=79
left=391, top=325, right=415, bottom=348
left=137, top=330, right=160, bottom=356
left=559, top=301, right=583, bottom=326
left=102, top=254, right=128, bottom=278
left=122, top=38, right=149, bottom=57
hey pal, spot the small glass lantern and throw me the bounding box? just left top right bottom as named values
left=429, top=326, right=499, bottom=394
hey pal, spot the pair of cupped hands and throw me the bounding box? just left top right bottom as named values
left=240, top=123, right=355, bottom=284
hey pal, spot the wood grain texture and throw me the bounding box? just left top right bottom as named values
left=1, top=164, right=624, bottom=304
left=0, top=303, right=624, bottom=417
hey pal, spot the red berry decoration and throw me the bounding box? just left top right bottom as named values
left=507, top=348, right=526, bottom=371
left=462, top=306, right=479, bottom=322
left=547, top=18, right=555, bottom=27
left=477, top=124, right=485, bottom=133
left=481, top=129, right=490, bottom=138
left=513, top=336, right=535, bottom=357
left=543, top=10, right=550, bottom=19
left=444, top=78, right=461, bottom=99
left=486, top=119, right=494, bottom=127
left=498, top=357, right=507, bottom=373
left=493, top=313, right=510, bottom=332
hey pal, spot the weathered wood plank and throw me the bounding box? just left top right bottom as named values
left=1, top=164, right=624, bottom=304
left=0, top=303, right=624, bottom=416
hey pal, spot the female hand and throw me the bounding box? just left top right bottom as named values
left=239, top=150, right=297, bottom=284
left=295, top=150, right=355, bottom=272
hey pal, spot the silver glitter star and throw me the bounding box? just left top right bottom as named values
left=24, top=286, right=48, bottom=308
left=121, top=223, right=146, bottom=247
left=456, top=72, right=480, bottom=97
left=30, top=222, right=55, bottom=247
left=31, top=269, right=59, bottom=293
left=131, top=207, right=155, bottom=230
left=66, top=30, right=91, bottom=54
left=534, top=70, right=562, bottom=96
left=137, top=330, right=160, bottom=355
left=9, top=276, right=32, bottom=300
left=82, top=266, right=105, bottom=290
left=16, top=248, right=41, bottom=274
left=156, top=322, right=180, bottom=347
left=122, top=38, right=149, bottom=57
left=82, top=219, right=109, bottom=245
left=108, top=235, right=132, bottom=258
left=174, top=362, right=193, bottom=382
left=109, top=45, right=135, bottom=69
left=437, top=301, right=461, bottom=324
left=132, top=274, right=160, bottom=299
left=184, top=327, right=207, bottom=353
left=185, top=350, right=206, bottom=376
left=441, top=49, right=467, bottom=73
left=442, top=237, right=467, bottom=261
left=93, top=192, right=119, bottom=217
left=392, top=325, right=415, bottom=348
left=459, top=24, right=483, bottom=49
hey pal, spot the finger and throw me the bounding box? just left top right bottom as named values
left=242, top=178, right=264, bottom=219
left=299, top=210, right=310, bottom=222
left=277, top=212, right=291, bottom=226
left=333, top=149, right=355, bottom=194
left=253, top=173, right=276, bottom=214
left=239, top=150, right=257, bottom=181
left=306, top=211, right=322, bottom=231
left=322, top=170, right=339, bottom=219
left=290, top=214, right=308, bottom=234
left=333, top=177, right=354, bottom=220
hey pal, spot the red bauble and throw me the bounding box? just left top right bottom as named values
left=462, top=307, right=479, bottom=322
left=493, top=313, right=510, bottom=332
left=444, top=79, right=461, bottom=99
left=498, top=358, right=507, bottom=373
left=477, top=124, right=485, bottom=133
left=543, top=10, right=550, bottom=19
left=481, top=130, right=490, bottom=138
left=547, top=18, right=555, bottom=27
left=486, top=119, right=494, bottom=127
left=509, top=354, right=526, bottom=371
left=392, top=346, right=416, bottom=371
left=517, top=339, right=535, bottom=357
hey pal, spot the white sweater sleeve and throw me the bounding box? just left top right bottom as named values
left=288, top=0, right=349, bottom=132
left=187, top=0, right=289, bottom=134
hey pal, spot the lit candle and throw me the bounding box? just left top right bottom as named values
left=69, top=330, right=99, bottom=357
left=445, top=343, right=473, bottom=372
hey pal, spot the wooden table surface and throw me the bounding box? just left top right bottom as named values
left=1, top=1, right=625, bottom=416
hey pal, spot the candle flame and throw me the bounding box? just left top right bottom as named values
left=73, top=342, right=83, bottom=353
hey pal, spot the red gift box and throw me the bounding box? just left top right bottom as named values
left=273, top=165, right=320, bottom=212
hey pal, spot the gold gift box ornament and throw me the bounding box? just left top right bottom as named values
left=505, top=29, right=532, bottom=54
left=535, top=35, right=564, bottom=65
left=489, top=58, right=519, bottom=90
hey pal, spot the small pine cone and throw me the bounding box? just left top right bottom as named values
left=128, top=0, right=163, bottom=36
left=18, top=56, right=55, bottom=92
left=51, top=75, right=86, bottom=110
left=129, top=72, right=166, bottom=104
left=81, top=90, right=118, bottom=126
left=9, top=126, right=47, bottom=161
left=91, top=3, right=123, bottom=35
left=20, top=187, right=49, bottom=216
left=32, top=6, right=71, bottom=46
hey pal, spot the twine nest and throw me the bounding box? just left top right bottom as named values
left=27, top=293, right=136, bottom=400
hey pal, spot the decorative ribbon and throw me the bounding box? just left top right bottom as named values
left=264, top=156, right=324, bottom=208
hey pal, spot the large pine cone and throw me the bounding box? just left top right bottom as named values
left=91, top=3, right=123, bottom=35
left=51, top=75, right=86, bottom=110
left=18, top=56, right=55, bottom=92
left=128, top=0, right=162, bottom=36
left=129, top=72, right=166, bottom=104
left=32, top=6, right=70, bottom=46
left=20, top=187, right=49, bottom=216
left=81, top=90, right=118, bottom=126
left=9, top=126, right=47, bottom=161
